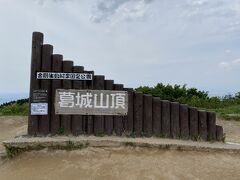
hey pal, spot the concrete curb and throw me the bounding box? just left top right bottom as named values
left=2, top=136, right=240, bottom=156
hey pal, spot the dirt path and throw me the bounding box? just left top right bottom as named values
left=0, top=116, right=240, bottom=180
left=0, top=147, right=240, bottom=180
left=0, top=116, right=27, bottom=151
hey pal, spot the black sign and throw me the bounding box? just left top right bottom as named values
left=31, top=89, right=48, bottom=103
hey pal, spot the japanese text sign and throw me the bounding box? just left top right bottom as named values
left=55, top=89, right=128, bottom=115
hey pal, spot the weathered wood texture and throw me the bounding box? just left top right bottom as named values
left=39, top=44, right=53, bottom=135
left=134, top=92, right=143, bottom=136
left=28, top=32, right=223, bottom=141
left=84, top=71, right=94, bottom=134
left=93, top=75, right=105, bottom=135
left=28, top=32, right=43, bottom=135
left=114, top=84, right=124, bottom=136
left=72, top=66, right=84, bottom=135
left=216, top=125, right=223, bottom=141
left=143, top=95, right=152, bottom=137
left=198, top=111, right=208, bottom=141
left=207, top=112, right=216, bottom=140
left=180, top=104, right=189, bottom=139
left=161, top=100, right=171, bottom=137
left=189, top=107, right=198, bottom=139
left=152, top=97, right=161, bottom=136
left=61, top=61, right=73, bottom=134
left=51, top=54, right=63, bottom=134
left=104, top=80, right=114, bottom=135
left=171, top=102, right=180, bottom=138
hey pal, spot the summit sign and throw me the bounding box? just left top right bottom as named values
left=55, top=89, right=128, bottom=116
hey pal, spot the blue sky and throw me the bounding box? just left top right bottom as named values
left=0, top=0, right=240, bottom=98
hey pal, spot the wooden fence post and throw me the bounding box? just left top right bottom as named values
left=93, top=75, right=105, bottom=135
left=72, top=66, right=84, bottom=135
left=189, top=107, right=198, bottom=140
left=51, top=54, right=63, bottom=134
left=207, top=112, right=216, bottom=140
left=171, top=102, right=180, bottom=138
left=133, top=92, right=143, bottom=136
left=61, top=61, right=73, bottom=134
left=180, top=104, right=189, bottom=139
left=114, top=84, right=124, bottom=136
left=28, top=32, right=43, bottom=135
left=39, top=44, right=53, bottom=135
left=152, top=97, right=161, bottom=136
left=143, top=94, right=153, bottom=137
left=104, top=80, right=114, bottom=135
left=161, top=100, right=171, bottom=137
left=198, top=110, right=207, bottom=141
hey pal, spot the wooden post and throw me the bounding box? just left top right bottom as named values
left=133, top=92, right=143, bottom=136
left=171, top=102, right=180, bottom=138
left=93, top=75, right=105, bottom=135
left=198, top=110, right=207, bottom=141
left=125, top=88, right=134, bottom=133
left=85, top=70, right=94, bottom=134
left=51, top=54, right=63, bottom=134
left=61, top=60, right=73, bottom=134
left=189, top=107, right=198, bottom=139
left=207, top=112, right=216, bottom=140
left=39, top=44, right=53, bottom=135
left=143, top=94, right=153, bottom=137
left=180, top=104, right=189, bottom=139
left=72, top=66, right=84, bottom=135
left=104, top=80, right=114, bottom=135
left=114, top=84, right=124, bottom=136
left=152, top=97, right=161, bottom=136
left=216, top=125, right=223, bottom=141
left=161, top=100, right=170, bottom=138
left=28, top=32, right=43, bottom=135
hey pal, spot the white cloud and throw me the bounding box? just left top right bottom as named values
left=219, top=58, right=240, bottom=69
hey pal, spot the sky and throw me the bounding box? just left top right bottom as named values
left=0, top=0, right=240, bottom=100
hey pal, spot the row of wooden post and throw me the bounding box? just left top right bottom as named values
left=28, top=32, right=223, bottom=141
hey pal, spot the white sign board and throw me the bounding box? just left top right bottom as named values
left=31, top=103, right=48, bottom=115
left=55, top=89, right=128, bottom=115
left=36, top=72, right=92, bottom=80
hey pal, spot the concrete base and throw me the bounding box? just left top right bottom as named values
left=2, top=135, right=240, bottom=156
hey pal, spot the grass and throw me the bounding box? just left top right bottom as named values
left=0, top=103, right=28, bottom=116
left=209, top=104, right=240, bottom=121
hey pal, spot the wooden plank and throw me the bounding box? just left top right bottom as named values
left=216, top=125, right=223, bottom=141
left=51, top=54, right=63, bottom=134
left=104, top=80, right=114, bottom=135
left=133, top=92, right=143, bottom=136
left=72, top=66, right=84, bottom=136
left=85, top=71, right=94, bottom=135
left=93, top=75, right=105, bottom=135
left=171, top=102, right=180, bottom=138
left=143, top=94, right=153, bottom=137
left=114, top=84, right=124, bottom=136
left=180, top=104, right=189, bottom=139
left=39, top=44, right=53, bottom=135
left=28, top=32, right=43, bottom=135
left=198, top=110, right=207, bottom=141
left=152, top=97, right=161, bottom=136
left=161, top=100, right=170, bottom=138
left=189, top=107, right=198, bottom=140
left=125, top=88, right=134, bottom=133
left=61, top=60, right=73, bottom=134
left=207, top=112, right=216, bottom=140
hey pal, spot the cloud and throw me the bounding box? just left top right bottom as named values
left=219, top=58, right=240, bottom=69
left=90, top=0, right=154, bottom=23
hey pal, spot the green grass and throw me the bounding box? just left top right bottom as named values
left=0, top=102, right=28, bottom=116
left=210, top=105, right=240, bottom=121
